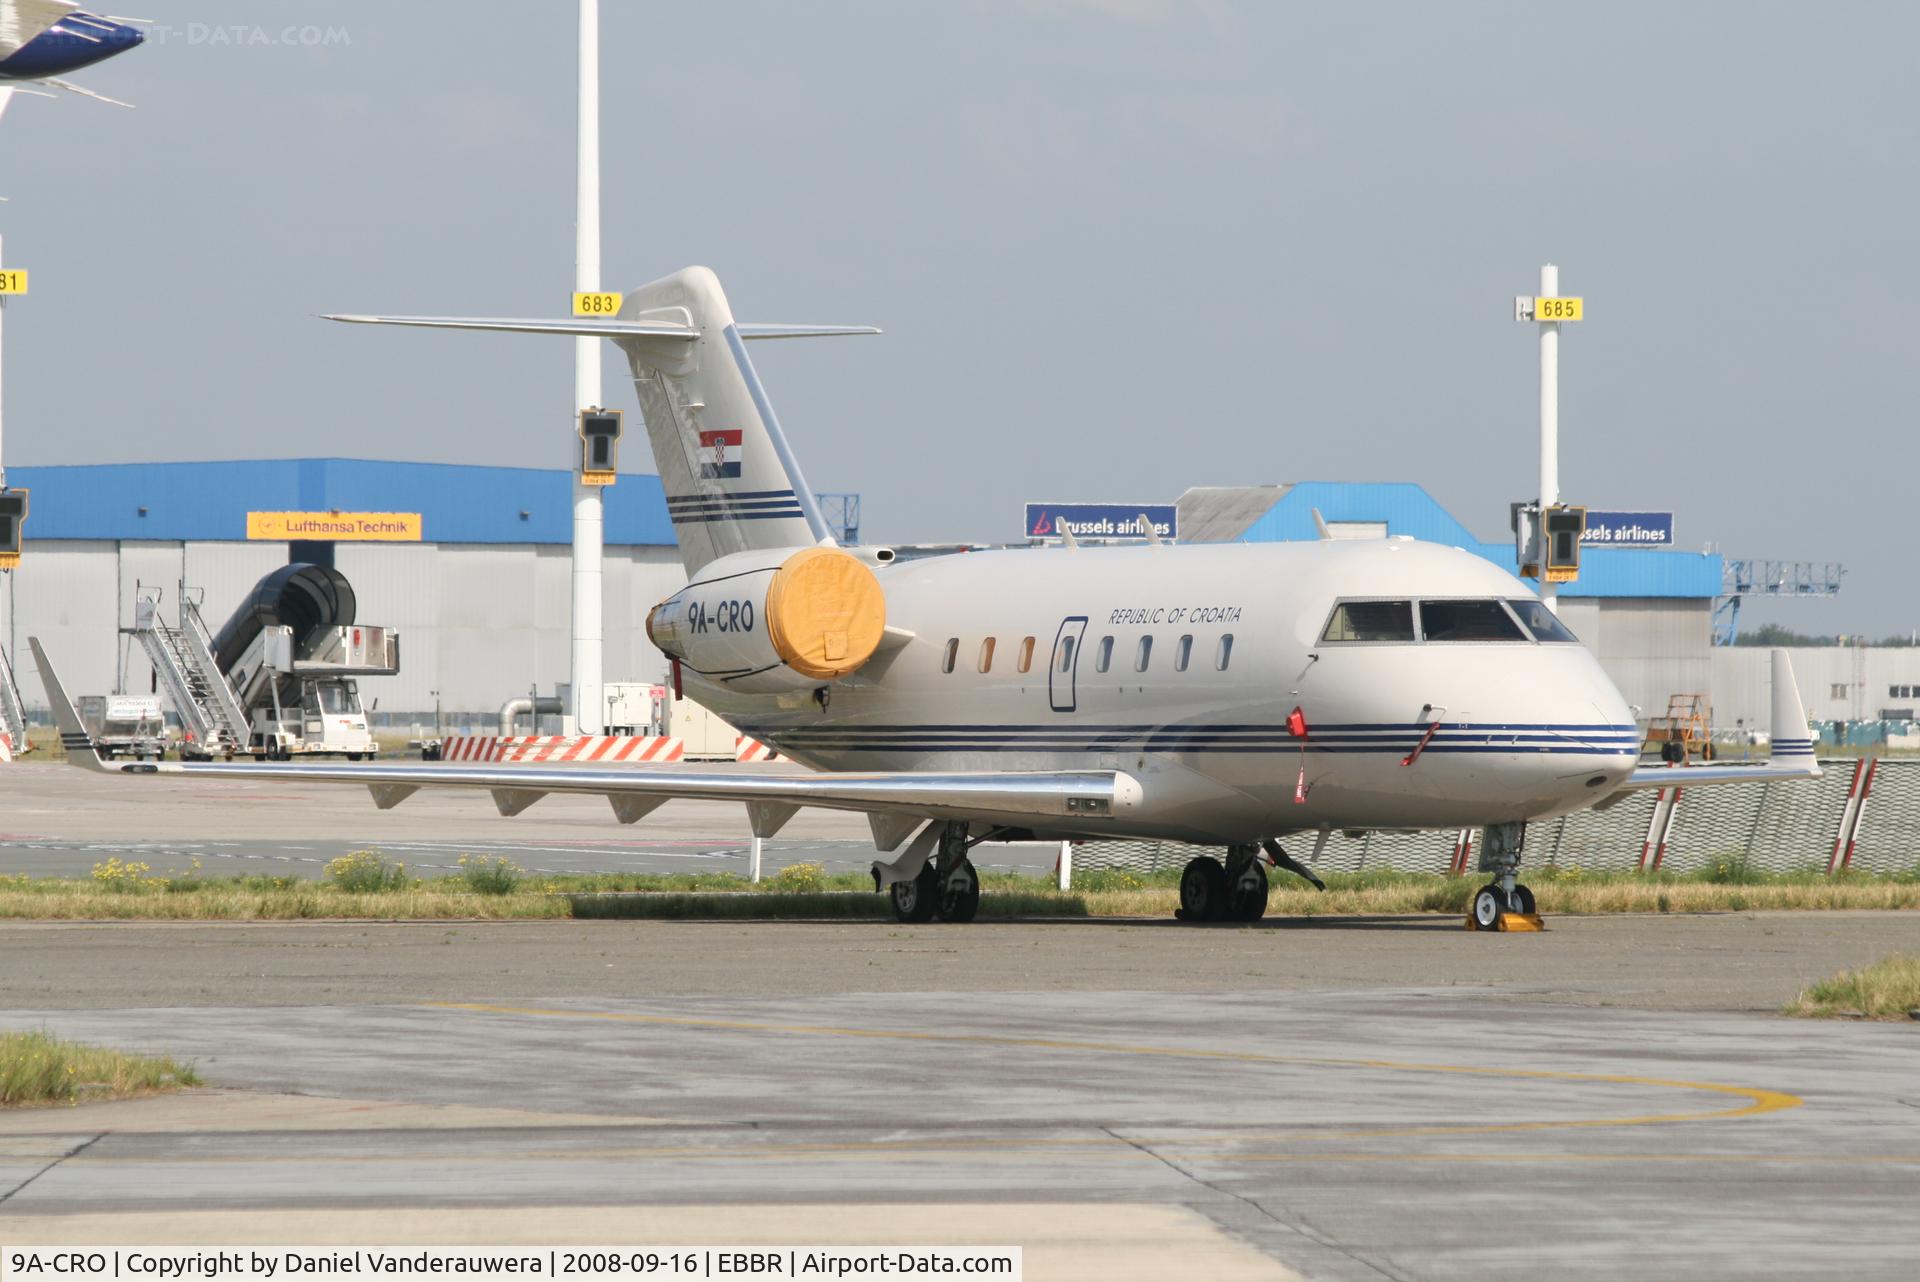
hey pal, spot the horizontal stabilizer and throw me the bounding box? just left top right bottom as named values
left=324, top=314, right=699, bottom=340
left=733, top=324, right=882, bottom=340
left=324, top=315, right=879, bottom=341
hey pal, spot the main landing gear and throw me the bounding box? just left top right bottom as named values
left=1177, top=840, right=1325, bottom=924
left=887, top=821, right=982, bottom=924
left=1468, top=821, right=1542, bottom=932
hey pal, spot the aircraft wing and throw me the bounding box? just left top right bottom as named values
left=0, top=0, right=76, bottom=58
left=1597, top=648, right=1820, bottom=798
left=29, top=640, right=1139, bottom=845
left=1609, top=758, right=1820, bottom=791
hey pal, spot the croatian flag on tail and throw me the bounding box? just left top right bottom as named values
left=698, top=429, right=743, bottom=479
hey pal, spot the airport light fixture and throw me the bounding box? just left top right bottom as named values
left=1513, top=265, right=1584, bottom=612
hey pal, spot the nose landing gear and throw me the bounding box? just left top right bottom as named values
left=1467, top=821, right=1542, bottom=932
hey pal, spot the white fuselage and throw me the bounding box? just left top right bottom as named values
left=683, top=538, right=1639, bottom=844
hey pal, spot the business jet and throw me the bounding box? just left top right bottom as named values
left=0, top=0, right=143, bottom=114
left=30, top=265, right=1821, bottom=930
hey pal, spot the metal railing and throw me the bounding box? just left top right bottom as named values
left=131, top=591, right=248, bottom=757
left=0, top=642, right=28, bottom=755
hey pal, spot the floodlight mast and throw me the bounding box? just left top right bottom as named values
left=570, top=0, right=604, bottom=734
left=0, top=232, right=8, bottom=492
left=1537, top=263, right=1560, bottom=615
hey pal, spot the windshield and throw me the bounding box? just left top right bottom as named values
left=1321, top=600, right=1416, bottom=643
left=1506, top=598, right=1581, bottom=643
left=315, top=682, right=360, bottom=716
left=1418, top=600, right=1528, bottom=642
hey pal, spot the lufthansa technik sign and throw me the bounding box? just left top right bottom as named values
left=247, top=511, right=423, bottom=542
left=1025, top=503, right=1176, bottom=542
left=1580, top=510, right=1674, bottom=547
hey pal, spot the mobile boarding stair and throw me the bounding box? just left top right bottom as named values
left=0, top=642, right=29, bottom=758
left=131, top=588, right=250, bottom=760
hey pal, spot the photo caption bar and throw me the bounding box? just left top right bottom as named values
left=2, top=1248, right=1021, bottom=1282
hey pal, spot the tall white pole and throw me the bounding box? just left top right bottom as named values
left=570, top=0, right=604, bottom=734
left=0, top=231, right=8, bottom=490
left=1538, top=263, right=1559, bottom=614
left=0, top=229, right=9, bottom=675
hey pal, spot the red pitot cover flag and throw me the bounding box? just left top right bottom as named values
left=1287, top=706, right=1308, bottom=738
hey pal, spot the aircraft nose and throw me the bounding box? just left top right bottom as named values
left=105, top=22, right=144, bottom=52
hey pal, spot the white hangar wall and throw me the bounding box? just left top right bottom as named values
left=3, top=540, right=687, bottom=717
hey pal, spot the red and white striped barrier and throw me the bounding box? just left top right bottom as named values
left=1829, top=757, right=1878, bottom=873
left=735, top=736, right=781, bottom=763
left=439, top=735, right=684, bottom=764
left=0, top=732, right=12, bottom=764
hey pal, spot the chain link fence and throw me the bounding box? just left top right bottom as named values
left=1073, top=759, right=1920, bottom=879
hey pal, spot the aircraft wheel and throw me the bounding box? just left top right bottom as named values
left=1472, top=885, right=1506, bottom=930
left=938, top=860, right=981, bottom=923
left=890, top=863, right=939, bottom=923
left=1227, top=860, right=1269, bottom=922
left=1510, top=883, right=1536, bottom=915
left=1178, top=857, right=1227, bottom=923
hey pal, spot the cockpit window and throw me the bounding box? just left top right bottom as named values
left=1320, top=600, right=1416, bottom=643
left=1506, top=598, right=1580, bottom=643
left=1419, top=599, right=1528, bottom=642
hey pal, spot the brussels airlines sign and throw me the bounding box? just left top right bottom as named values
left=1580, top=510, right=1674, bottom=548
left=1026, top=503, right=1177, bottom=542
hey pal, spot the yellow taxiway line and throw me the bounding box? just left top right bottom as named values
left=423, top=1000, right=1804, bottom=1137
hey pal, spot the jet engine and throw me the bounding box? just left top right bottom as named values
left=646, top=546, right=887, bottom=693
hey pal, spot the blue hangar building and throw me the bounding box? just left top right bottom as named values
left=0, top=461, right=1718, bottom=719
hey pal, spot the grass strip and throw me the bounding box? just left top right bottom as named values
left=1786, top=953, right=1920, bottom=1020
left=0, top=1031, right=200, bottom=1107
left=0, top=864, right=1914, bottom=922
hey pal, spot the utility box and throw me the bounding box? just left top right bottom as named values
left=603, top=681, right=664, bottom=735
left=663, top=696, right=741, bottom=761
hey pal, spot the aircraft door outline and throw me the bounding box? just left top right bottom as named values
left=1049, top=616, right=1088, bottom=713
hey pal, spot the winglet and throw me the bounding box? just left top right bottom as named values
left=27, top=637, right=110, bottom=772
left=1769, top=648, right=1817, bottom=769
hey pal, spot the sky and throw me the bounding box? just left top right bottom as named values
left=1, top=1, right=1915, bottom=634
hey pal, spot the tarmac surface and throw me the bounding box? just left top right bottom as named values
left=2, top=763, right=1918, bottom=1278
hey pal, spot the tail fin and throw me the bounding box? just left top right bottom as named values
left=1769, top=648, right=1816, bottom=763
left=326, top=266, right=877, bottom=574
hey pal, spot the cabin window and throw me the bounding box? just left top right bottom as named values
left=1057, top=635, right=1076, bottom=672
left=1419, top=599, right=1528, bottom=642
left=1095, top=636, right=1114, bottom=673
left=1175, top=634, right=1193, bottom=672
left=977, top=637, right=996, bottom=673
left=1215, top=634, right=1234, bottom=670
left=941, top=637, right=959, bottom=673
left=1321, top=600, right=1416, bottom=643
left=1506, top=598, right=1579, bottom=643
left=1135, top=636, right=1153, bottom=672
left=1017, top=636, right=1035, bottom=673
